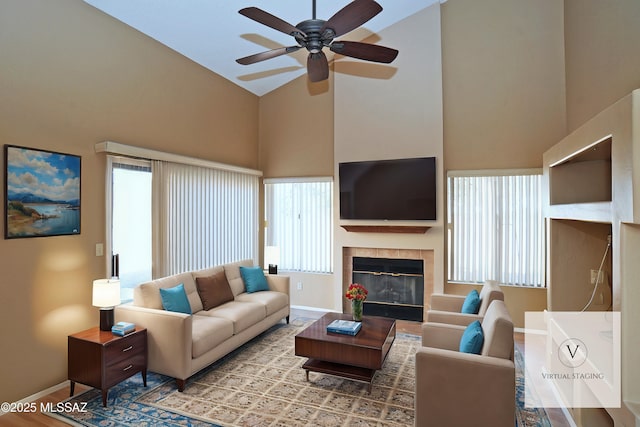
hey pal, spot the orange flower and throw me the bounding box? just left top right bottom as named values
left=345, top=283, right=368, bottom=301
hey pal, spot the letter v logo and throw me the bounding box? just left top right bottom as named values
left=559, top=338, right=587, bottom=368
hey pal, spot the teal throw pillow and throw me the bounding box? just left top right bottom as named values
left=159, top=283, right=192, bottom=315
left=459, top=320, right=484, bottom=354
left=461, top=289, right=480, bottom=314
left=240, top=266, right=269, bottom=293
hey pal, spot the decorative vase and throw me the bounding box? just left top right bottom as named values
left=351, top=299, right=363, bottom=322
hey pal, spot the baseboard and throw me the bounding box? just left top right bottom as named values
left=0, top=380, right=69, bottom=416
left=290, top=305, right=338, bottom=313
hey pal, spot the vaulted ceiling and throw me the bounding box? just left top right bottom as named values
left=83, top=1, right=440, bottom=96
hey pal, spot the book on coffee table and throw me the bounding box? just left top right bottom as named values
left=326, top=319, right=362, bottom=336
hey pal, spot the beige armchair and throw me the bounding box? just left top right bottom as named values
left=426, top=280, right=504, bottom=326
left=415, top=299, right=515, bottom=427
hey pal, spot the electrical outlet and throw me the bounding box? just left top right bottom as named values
left=590, top=269, right=604, bottom=285
left=95, top=243, right=104, bottom=257
left=296, top=282, right=303, bottom=291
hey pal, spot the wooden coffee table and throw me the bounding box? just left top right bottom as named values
left=294, top=312, right=396, bottom=392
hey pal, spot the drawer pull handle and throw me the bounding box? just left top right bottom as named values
left=122, top=346, right=134, bottom=352
left=123, top=364, right=133, bottom=372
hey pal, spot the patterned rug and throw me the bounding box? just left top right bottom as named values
left=48, top=319, right=551, bottom=426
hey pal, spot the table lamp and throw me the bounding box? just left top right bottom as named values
left=92, top=278, right=121, bottom=331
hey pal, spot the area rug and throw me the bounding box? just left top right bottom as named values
left=48, top=319, right=552, bottom=426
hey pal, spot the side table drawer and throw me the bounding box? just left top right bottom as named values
left=105, top=331, right=146, bottom=364
left=105, top=351, right=146, bottom=388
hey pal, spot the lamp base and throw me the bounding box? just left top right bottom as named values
left=99, top=308, right=114, bottom=331
left=268, top=264, right=278, bottom=274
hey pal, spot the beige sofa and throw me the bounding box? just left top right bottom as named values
left=425, top=280, right=504, bottom=326
left=114, top=259, right=290, bottom=391
left=415, top=299, right=515, bottom=427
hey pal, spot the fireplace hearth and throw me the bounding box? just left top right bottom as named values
left=353, top=257, right=424, bottom=322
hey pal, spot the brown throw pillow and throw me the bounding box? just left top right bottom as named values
left=195, top=270, right=234, bottom=310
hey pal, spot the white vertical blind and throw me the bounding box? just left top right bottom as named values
left=265, top=179, right=333, bottom=273
left=448, top=171, right=544, bottom=287
left=153, top=160, right=259, bottom=277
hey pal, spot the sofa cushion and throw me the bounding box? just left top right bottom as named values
left=459, top=320, right=484, bottom=354
left=223, top=259, right=254, bottom=296
left=191, top=315, right=234, bottom=358
left=239, top=266, right=269, bottom=293
left=235, top=291, right=289, bottom=317
left=195, top=270, right=234, bottom=310
left=134, top=271, right=203, bottom=313
left=199, top=300, right=266, bottom=334
left=461, top=289, right=480, bottom=314
left=159, top=284, right=192, bottom=315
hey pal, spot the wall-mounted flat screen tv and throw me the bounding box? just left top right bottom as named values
left=339, top=157, right=436, bottom=220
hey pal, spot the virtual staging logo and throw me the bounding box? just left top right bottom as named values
left=524, top=311, right=621, bottom=408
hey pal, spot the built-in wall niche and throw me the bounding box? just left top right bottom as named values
left=547, top=219, right=613, bottom=312
left=549, top=136, right=612, bottom=205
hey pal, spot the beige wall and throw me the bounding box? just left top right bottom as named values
left=334, top=5, right=444, bottom=311
left=0, top=0, right=257, bottom=404
left=564, top=0, right=640, bottom=132
left=259, top=75, right=334, bottom=178
left=442, top=0, right=566, bottom=170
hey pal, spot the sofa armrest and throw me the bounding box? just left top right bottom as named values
left=115, top=304, right=192, bottom=380
left=266, top=274, right=290, bottom=296
left=421, top=322, right=465, bottom=350
left=426, top=310, right=483, bottom=326
left=415, top=347, right=515, bottom=427
left=430, top=293, right=465, bottom=311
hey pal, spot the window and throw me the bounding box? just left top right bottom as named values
left=109, top=157, right=152, bottom=302
left=152, top=161, right=259, bottom=277
left=265, top=178, right=333, bottom=273
left=106, top=148, right=260, bottom=302
left=447, top=170, right=544, bottom=287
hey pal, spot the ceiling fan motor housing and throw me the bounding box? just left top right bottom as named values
left=295, top=19, right=335, bottom=53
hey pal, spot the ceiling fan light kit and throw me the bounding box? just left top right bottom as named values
left=237, top=0, right=399, bottom=82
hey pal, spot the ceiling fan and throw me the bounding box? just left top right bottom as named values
left=236, top=0, right=399, bottom=82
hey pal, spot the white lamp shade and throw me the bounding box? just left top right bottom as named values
left=92, top=278, right=121, bottom=308
left=264, top=246, right=280, bottom=267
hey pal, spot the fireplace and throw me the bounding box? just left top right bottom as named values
left=352, top=257, right=424, bottom=322
left=343, top=247, right=434, bottom=322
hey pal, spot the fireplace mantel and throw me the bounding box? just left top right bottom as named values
left=340, top=225, right=431, bottom=234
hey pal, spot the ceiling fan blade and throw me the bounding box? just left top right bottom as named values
left=321, top=0, right=383, bottom=38
left=239, top=7, right=306, bottom=37
left=307, top=52, right=329, bottom=82
left=236, top=46, right=301, bottom=65
left=330, top=41, right=398, bottom=63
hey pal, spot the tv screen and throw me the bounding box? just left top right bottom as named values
left=339, top=157, right=436, bottom=220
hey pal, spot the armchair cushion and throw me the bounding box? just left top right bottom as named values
left=461, top=289, right=480, bottom=314
left=459, top=320, right=484, bottom=354
left=159, top=283, right=192, bottom=315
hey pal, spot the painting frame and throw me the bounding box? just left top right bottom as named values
left=4, top=145, right=81, bottom=239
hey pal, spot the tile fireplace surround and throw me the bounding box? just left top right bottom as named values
left=342, top=247, right=435, bottom=316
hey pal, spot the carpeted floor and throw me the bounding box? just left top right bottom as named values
left=48, top=319, right=551, bottom=426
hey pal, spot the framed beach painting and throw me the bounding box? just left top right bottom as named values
left=4, top=145, right=81, bottom=239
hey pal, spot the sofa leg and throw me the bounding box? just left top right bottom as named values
left=176, top=379, right=185, bottom=392
left=286, top=315, right=290, bottom=324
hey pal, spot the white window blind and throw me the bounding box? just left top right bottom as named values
left=152, top=161, right=259, bottom=277
left=448, top=170, right=544, bottom=287
left=265, top=179, right=333, bottom=273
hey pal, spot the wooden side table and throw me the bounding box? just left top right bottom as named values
left=68, top=326, right=147, bottom=407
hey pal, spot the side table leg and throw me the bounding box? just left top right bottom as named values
left=69, top=381, right=75, bottom=397
left=305, top=370, right=309, bottom=382
left=101, top=390, right=108, bottom=407
left=141, top=370, right=147, bottom=387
